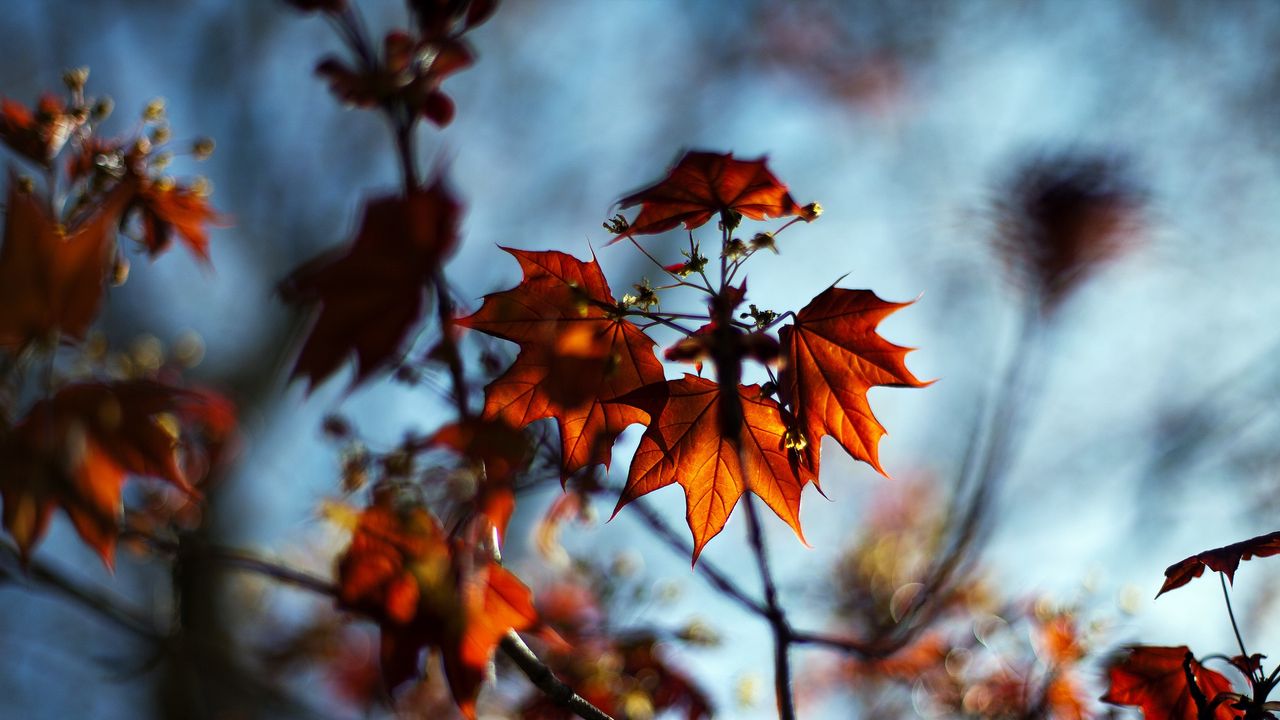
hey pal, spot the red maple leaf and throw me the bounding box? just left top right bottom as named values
left=132, top=180, right=225, bottom=262
left=457, top=248, right=664, bottom=477
left=778, top=287, right=928, bottom=478
left=1101, top=646, right=1237, bottom=719
left=335, top=495, right=537, bottom=718
left=609, top=376, right=815, bottom=561
left=0, top=380, right=234, bottom=565
left=316, top=31, right=473, bottom=127
left=427, top=418, right=530, bottom=539
left=0, top=174, right=132, bottom=349
left=0, top=95, right=79, bottom=166
left=616, top=150, right=807, bottom=237
left=280, top=179, right=460, bottom=389
left=1157, top=530, right=1280, bottom=597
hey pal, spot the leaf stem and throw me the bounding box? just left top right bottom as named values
left=1221, top=573, right=1252, bottom=673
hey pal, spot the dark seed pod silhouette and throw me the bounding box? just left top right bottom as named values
left=995, top=151, right=1143, bottom=312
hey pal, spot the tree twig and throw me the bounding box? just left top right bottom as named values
left=742, top=496, right=796, bottom=720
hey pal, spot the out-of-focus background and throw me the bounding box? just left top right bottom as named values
left=3, top=1, right=1280, bottom=717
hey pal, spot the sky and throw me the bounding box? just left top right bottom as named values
left=3, top=1, right=1280, bottom=718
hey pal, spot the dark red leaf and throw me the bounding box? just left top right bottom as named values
left=1158, top=530, right=1280, bottom=597
left=280, top=179, right=460, bottom=390
left=1101, top=645, right=1236, bottom=720
left=616, top=150, right=805, bottom=237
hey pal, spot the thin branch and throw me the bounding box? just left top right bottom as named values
left=138, top=539, right=618, bottom=720
left=500, top=632, right=615, bottom=720
left=625, top=497, right=766, bottom=616
left=0, top=541, right=159, bottom=640
left=624, top=496, right=889, bottom=661
left=742, top=496, right=796, bottom=720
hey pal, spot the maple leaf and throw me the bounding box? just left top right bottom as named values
left=609, top=376, right=816, bottom=561
left=335, top=496, right=537, bottom=718
left=778, top=286, right=928, bottom=479
left=1157, top=530, right=1280, bottom=597
left=0, top=95, right=79, bottom=166
left=1101, top=646, right=1237, bottom=720
left=0, top=174, right=132, bottom=349
left=316, top=31, right=473, bottom=127
left=457, top=248, right=664, bottom=477
left=428, top=418, right=530, bottom=539
left=616, top=150, right=806, bottom=237
left=280, top=179, right=460, bottom=390
left=131, top=180, right=224, bottom=262
left=1045, top=672, right=1091, bottom=720
left=0, top=380, right=234, bottom=565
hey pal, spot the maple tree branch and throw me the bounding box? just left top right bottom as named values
left=624, top=497, right=767, bottom=616
left=125, top=535, right=616, bottom=720
left=887, top=302, right=1042, bottom=648
left=624, top=497, right=889, bottom=660
left=788, top=630, right=880, bottom=657
left=741, top=496, right=797, bottom=720
left=0, top=540, right=160, bottom=641
left=500, top=632, right=616, bottom=720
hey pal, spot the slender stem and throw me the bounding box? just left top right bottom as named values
left=635, top=311, right=708, bottom=322
left=432, top=276, right=470, bottom=419
left=1221, top=573, right=1252, bottom=670
left=888, top=301, right=1040, bottom=644
left=742, top=496, right=796, bottom=720
left=393, top=117, right=420, bottom=190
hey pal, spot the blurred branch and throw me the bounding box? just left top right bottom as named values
left=626, top=496, right=766, bottom=615
left=741, top=496, right=796, bottom=720
left=500, top=631, right=616, bottom=720
left=625, top=493, right=888, bottom=658
left=0, top=540, right=159, bottom=641
left=0, top=540, right=343, bottom=720
left=127, top=534, right=617, bottom=720
left=884, top=302, right=1044, bottom=649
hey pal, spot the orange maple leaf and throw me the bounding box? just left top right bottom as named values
left=0, top=175, right=132, bottom=349
left=616, top=150, right=806, bottom=237
left=609, top=376, right=816, bottom=562
left=427, top=417, right=530, bottom=539
left=0, top=380, right=234, bottom=565
left=335, top=496, right=537, bottom=718
left=132, top=181, right=224, bottom=262
left=1158, top=530, right=1280, bottom=597
left=778, top=287, right=928, bottom=479
left=1101, top=646, right=1237, bottom=720
left=457, top=248, right=664, bottom=477
left=280, top=179, right=460, bottom=390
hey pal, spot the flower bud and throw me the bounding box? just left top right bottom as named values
left=143, top=97, right=166, bottom=122
left=192, top=137, right=215, bottom=160
left=62, top=67, right=89, bottom=92
left=91, top=97, right=114, bottom=120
